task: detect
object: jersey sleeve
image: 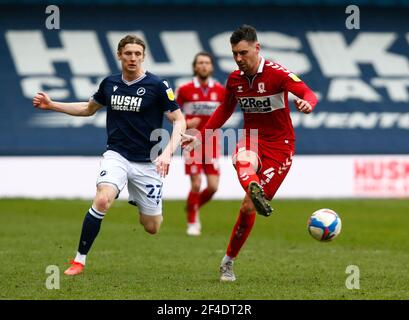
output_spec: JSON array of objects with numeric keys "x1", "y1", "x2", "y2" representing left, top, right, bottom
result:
[
  {"x1": 199, "y1": 77, "x2": 237, "y2": 139},
  {"x1": 91, "y1": 77, "x2": 108, "y2": 106},
  {"x1": 158, "y1": 79, "x2": 180, "y2": 112},
  {"x1": 278, "y1": 70, "x2": 318, "y2": 110}
]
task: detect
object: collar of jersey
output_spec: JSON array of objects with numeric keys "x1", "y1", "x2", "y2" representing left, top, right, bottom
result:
[
  {"x1": 193, "y1": 76, "x2": 214, "y2": 88},
  {"x1": 121, "y1": 72, "x2": 147, "y2": 86},
  {"x1": 239, "y1": 56, "x2": 265, "y2": 76}
]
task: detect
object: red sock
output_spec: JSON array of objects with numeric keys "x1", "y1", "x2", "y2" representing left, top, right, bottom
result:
[
  {"x1": 226, "y1": 209, "x2": 256, "y2": 258},
  {"x1": 198, "y1": 188, "x2": 215, "y2": 208},
  {"x1": 236, "y1": 160, "x2": 260, "y2": 192},
  {"x1": 187, "y1": 191, "x2": 200, "y2": 223}
]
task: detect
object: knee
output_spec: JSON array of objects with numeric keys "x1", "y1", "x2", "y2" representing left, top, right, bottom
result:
[
  {"x1": 140, "y1": 216, "x2": 162, "y2": 235},
  {"x1": 191, "y1": 184, "x2": 201, "y2": 193},
  {"x1": 234, "y1": 152, "x2": 259, "y2": 173},
  {"x1": 143, "y1": 223, "x2": 160, "y2": 235},
  {"x1": 93, "y1": 194, "x2": 112, "y2": 212}
]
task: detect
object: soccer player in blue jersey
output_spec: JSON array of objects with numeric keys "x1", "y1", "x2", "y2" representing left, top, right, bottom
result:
[{"x1": 32, "y1": 35, "x2": 186, "y2": 276}]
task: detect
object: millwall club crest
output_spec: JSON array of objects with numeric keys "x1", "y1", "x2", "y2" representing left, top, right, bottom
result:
[
  {"x1": 257, "y1": 82, "x2": 266, "y2": 94},
  {"x1": 137, "y1": 87, "x2": 146, "y2": 96}
]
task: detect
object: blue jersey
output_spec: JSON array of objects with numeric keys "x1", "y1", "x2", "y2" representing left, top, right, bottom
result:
[{"x1": 92, "y1": 72, "x2": 179, "y2": 162}]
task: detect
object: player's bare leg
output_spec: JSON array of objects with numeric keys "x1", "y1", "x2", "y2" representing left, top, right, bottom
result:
[
  {"x1": 220, "y1": 195, "x2": 256, "y2": 282},
  {"x1": 139, "y1": 213, "x2": 163, "y2": 234},
  {"x1": 187, "y1": 174, "x2": 202, "y2": 236},
  {"x1": 65, "y1": 183, "x2": 118, "y2": 276}
]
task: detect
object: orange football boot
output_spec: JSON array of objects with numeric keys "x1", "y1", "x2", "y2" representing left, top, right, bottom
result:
[{"x1": 64, "y1": 260, "x2": 85, "y2": 276}]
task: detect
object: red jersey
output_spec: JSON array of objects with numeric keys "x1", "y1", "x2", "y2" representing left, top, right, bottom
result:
[
  {"x1": 176, "y1": 77, "x2": 225, "y2": 131},
  {"x1": 201, "y1": 57, "x2": 318, "y2": 143}
]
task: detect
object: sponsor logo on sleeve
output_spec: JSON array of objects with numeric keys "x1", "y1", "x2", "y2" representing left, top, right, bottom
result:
[
  {"x1": 289, "y1": 73, "x2": 302, "y2": 82},
  {"x1": 166, "y1": 88, "x2": 175, "y2": 101}
]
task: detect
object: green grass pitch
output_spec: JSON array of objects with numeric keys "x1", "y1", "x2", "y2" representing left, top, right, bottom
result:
[{"x1": 1, "y1": 198, "x2": 409, "y2": 300}]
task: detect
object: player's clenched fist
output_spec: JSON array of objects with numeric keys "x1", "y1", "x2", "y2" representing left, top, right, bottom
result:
[
  {"x1": 33, "y1": 92, "x2": 52, "y2": 110},
  {"x1": 294, "y1": 98, "x2": 312, "y2": 114}
]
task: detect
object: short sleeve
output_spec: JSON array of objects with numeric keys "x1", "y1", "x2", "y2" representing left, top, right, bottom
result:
[
  {"x1": 158, "y1": 79, "x2": 180, "y2": 113},
  {"x1": 92, "y1": 78, "x2": 107, "y2": 106}
]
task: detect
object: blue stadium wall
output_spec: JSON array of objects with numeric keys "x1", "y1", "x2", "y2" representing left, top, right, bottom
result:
[{"x1": 1, "y1": 5, "x2": 408, "y2": 155}]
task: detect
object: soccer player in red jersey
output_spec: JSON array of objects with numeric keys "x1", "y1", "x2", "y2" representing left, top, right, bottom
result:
[
  {"x1": 176, "y1": 52, "x2": 226, "y2": 236},
  {"x1": 182, "y1": 25, "x2": 317, "y2": 281}
]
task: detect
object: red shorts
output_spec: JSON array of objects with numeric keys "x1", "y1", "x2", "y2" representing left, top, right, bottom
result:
[
  {"x1": 233, "y1": 137, "x2": 295, "y2": 200},
  {"x1": 184, "y1": 135, "x2": 220, "y2": 176},
  {"x1": 184, "y1": 157, "x2": 220, "y2": 175}
]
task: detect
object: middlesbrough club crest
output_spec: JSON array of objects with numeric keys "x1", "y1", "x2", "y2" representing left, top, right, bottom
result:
[{"x1": 257, "y1": 82, "x2": 266, "y2": 94}]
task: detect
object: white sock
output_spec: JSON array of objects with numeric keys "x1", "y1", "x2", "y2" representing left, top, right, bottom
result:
[
  {"x1": 221, "y1": 255, "x2": 234, "y2": 265},
  {"x1": 74, "y1": 252, "x2": 86, "y2": 265}
]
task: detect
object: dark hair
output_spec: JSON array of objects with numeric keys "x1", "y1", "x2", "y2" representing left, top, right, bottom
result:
[
  {"x1": 117, "y1": 35, "x2": 146, "y2": 53},
  {"x1": 192, "y1": 51, "x2": 214, "y2": 74},
  {"x1": 230, "y1": 25, "x2": 258, "y2": 45}
]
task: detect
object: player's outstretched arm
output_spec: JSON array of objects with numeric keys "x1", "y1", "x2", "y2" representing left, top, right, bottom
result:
[
  {"x1": 202, "y1": 90, "x2": 236, "y2": 131},
  {"x1": 33, "y1": 92, "x2": 102, "y2": 116},
  {"x1": 154, "y1": 109, "x2": 186, "y2": 177},
  {"x1": 165, "y1": 108, "x2": 187, "y2": 156},
  {"x1": 181, "y1": 86, "x2": 236, "y2": 152}
]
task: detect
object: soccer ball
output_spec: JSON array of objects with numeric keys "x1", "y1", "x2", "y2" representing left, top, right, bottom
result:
[{"x1": 307, "y1": 208, "x2": 342, "y2": 241}]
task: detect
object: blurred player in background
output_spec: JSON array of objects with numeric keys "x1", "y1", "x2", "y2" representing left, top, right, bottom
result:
[
  {"x1": 176, "y1": 52, "x2": 225, "y2": 236},
  {"x1": 183, "y1": 25, "x2": 317, "y2": 281},
  {"x1": 33, "y1": 35, "x2": 186, "y2": 276}
]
